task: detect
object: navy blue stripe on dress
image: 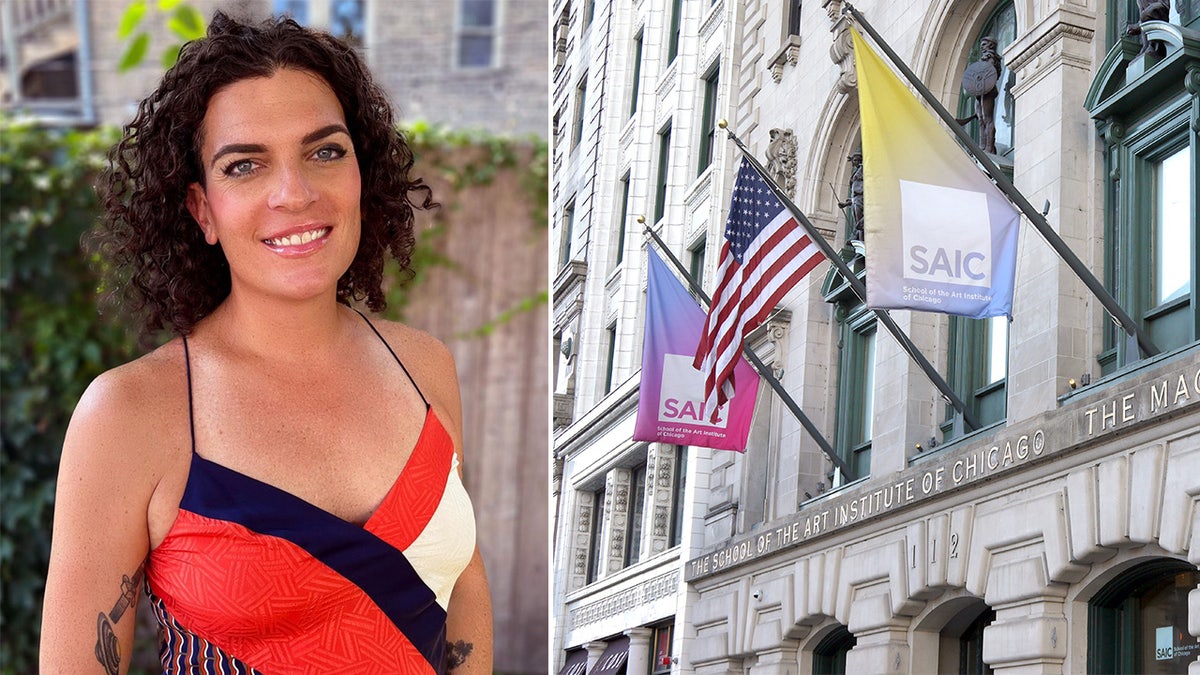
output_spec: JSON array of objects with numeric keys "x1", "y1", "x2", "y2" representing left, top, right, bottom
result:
[{"x1": 179, "y1": 453, "x2": 448, "y2": 671}]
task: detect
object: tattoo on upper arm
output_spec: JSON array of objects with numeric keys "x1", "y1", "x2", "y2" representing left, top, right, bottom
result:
[
  {"x1": 94, "y1": 562, "x2": 145, "y2": 675},
  {"x1": 445, "y1": 639, "x2": 474, "y2": 673}
]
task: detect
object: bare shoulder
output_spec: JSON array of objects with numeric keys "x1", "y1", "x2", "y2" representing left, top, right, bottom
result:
[
  {"x1": 367, "y1": 317, "x2": 463, "y2": 435},
  {"x1": 63, "y1": 340, "x2": 190, "y2": 482}
]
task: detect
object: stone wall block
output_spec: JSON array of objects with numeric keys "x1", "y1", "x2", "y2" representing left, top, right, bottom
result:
[
  {"x1": 981, "y1": 613, "x2": 1068, "y2": 669},
  {"x1": 906, "y1": 519, "x2": 931, "y2": 599},
  {"x1": 844, "y1": 626, "x2": 910, "y2": 675},
  {"x1": 1160, "y1": 433, "x2": 1200, "y2": 555},
  {"x1": 691, "y1": 578, "x2": 751, "y2": 664},
  {"x1": 1065, "y1": 464, "x2": 1115, "y2": 563},
  {"x1": 746, "y1": 575, "x2": 796, "y2": 651},
  {"x1": 1130, "y1": 443, "x2": 1167, "y2": 545},
  {"x1": 947, "y1": 505, "x2": 975, "y2": 589},
  {"x1": 838, "y1": 540, "x2": 922, "y2": 635},
  {"x1": 1097, "y1": 455, "x2": 1131, "y2": 549},
  {"x1": 967, "y1": 492, "x2": 1088, "y2": 600}
]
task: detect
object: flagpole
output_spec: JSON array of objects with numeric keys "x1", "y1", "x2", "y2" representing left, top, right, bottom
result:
[
  {"x1": 842, "y1": 2, "x2": 1159, "y2": 361},
  {"x1": 720, "y1": 123, "x2": 983, "y2": 432},
  {"x1": 642, "y1": 224, "x2": 856, "y2": 480}
]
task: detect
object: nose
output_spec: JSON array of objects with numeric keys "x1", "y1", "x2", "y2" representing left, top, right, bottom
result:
[{"x1": 267, "y1": 164, "x2": 318, "y2": 211}]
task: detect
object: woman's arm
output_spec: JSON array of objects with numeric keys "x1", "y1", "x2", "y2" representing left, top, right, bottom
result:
[
  {"x1": 445, "y1": 547, "x2": 493, "y2": 675},
  {"x1": 40, "y1": 370, "x2": 164, "y2": 674}
]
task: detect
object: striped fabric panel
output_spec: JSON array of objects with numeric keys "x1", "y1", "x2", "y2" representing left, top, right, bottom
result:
[{"x1": 148, "y1": 591, "x2": 262, "y2": 675}]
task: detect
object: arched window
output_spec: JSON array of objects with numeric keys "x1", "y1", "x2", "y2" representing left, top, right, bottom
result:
[
  {"x1": 1088, "y1": 559, "x2": 1199, "y2": 673},
  {"x1": 813, "y1": 625, "x2": 856, "y2": 675}
]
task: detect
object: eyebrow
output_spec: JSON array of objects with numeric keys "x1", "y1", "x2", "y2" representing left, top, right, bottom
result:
[{"x1": 208, "y1": 124, "x2": 352, "y2": 170}]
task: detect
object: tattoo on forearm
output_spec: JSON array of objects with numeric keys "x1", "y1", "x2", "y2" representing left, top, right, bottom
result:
[
  {"x1": 445, "y1": 639, "x2": 474, "y2": 673},
  {"x1": 94, "y1": 562, "x2": 145, "y2": 675}
]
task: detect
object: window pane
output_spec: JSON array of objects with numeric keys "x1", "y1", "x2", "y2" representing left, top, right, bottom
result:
[
  {"x1": 458, "y1": 35, "x2": 494, "y2": 68},
  {"x1": 860, "y1": 330, "x2": 876, "y2": 443},
  {"x1": 1156, "y1": 147, "x2": 1191, "y2": 304},
  {"x1": 274, "y1": 0, "x2": 307, "y2": 22},
  {"x1": 626, "y1": 464, "x2": 646, "y2": 565},
  {"x1": 331, "y1": 0, "x2": 364, "y2": 45},
  {"x1": 461, "y1": 0, "x2": 494, "y2": 27},
  {"x1": 986, "y1": 315, "x2": 1008, "y2": 384}
]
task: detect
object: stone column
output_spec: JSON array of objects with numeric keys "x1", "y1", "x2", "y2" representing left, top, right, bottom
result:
[
  {"x1": 982, "y1": 597, "x2": 1068, "y2": 674},
  {"x1": 845, "y1": 625, "x2": 910, "y2": 674},
  {"x1": 749, "y1": 642, "x2": 799, "y2": 675},
  {"x1": 644, "y1": 444, "x2": 677, "y2": 558},
  {"x1": 1003, "y1": 5, "x2": 1099, "y2": 424},
  {"x1": 599, "y1": 467, "x2": 632, "y2": 577},
  {"x1": 567, "y1": 490, "x2": 595, "y2": 592},
  {"x1": 626, "y1": 627, "x2": 654, "y2": 675},
  {"x1": 585, "y1": 641, "x2": 608, "y2": 671}
]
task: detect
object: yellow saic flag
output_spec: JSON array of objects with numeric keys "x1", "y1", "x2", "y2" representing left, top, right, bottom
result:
[{"x1": 851, "y1": 28, "x2": 1020, "y2": 319}]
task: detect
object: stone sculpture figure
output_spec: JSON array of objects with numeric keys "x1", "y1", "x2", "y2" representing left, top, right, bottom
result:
[
  {"x1": 765, "y1": 128, "x2": 798, "y2": 198},
  {"x1": 1127, "y1": 0, "x2": 1171, "y2": 60},
  {"x1": 838, "y1": 152, "x2": 865, "y2": 243},
  {"x1": 961, "y1": 36, "x2": 1003, "y2": 154}
]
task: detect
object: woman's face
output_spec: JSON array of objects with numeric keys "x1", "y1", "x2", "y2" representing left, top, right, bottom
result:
[{"x1": 187, "y1": 68, "x2": 362, "y2": 306}]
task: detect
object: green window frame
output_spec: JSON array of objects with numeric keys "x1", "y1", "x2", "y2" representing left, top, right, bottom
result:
[
  {"x1": 688, "y1": 238, "x2": 706, "y2": 288},
  {"x1": 834, "y1": 306, "x2": 875, "y2": 480},
  {"x1": 630, "y1": 31, "x2": 644, "y2": 118},
  {"x1": 1088, "y1": 24, "x2": 1199, "y2": 373},
  {"x1": 614, "y1": 173, "x2": 630, "y2": 268},
  {"x1": 624, "y1": 462, "x2": 647, "y2": 566},
  {"x1": 697, "y1": 65, "x2": 720, "y2": 175},
  {"x1": 667, "y1": 0, "x2": 683, "y2": 63},
  {"x1": 654, "y1": 122, "x2": 673, "y2": 224},
  {"x1": 813, "y1": 626, "x2": 856, "y2": 675},
  {"x1": 559, "y1": 201, "x2": 575, "y2": 268},
  {"x1": 585, "y1": 486, "x2": 605, "y2": 583},
  {"x1": 604, "y1": 322, "x2": 618, "y2": 393},
  {"x1": 1088, "y1": 559, "x2": 1199, "y2": 673},
  {"x1": 668, "y1": 447, "x2": 687, "y2": 547},
  {"x1": 572, "y1": 77, "x2": 588, "y2": 150},
  {"x1": 942, "y1": 315, "x2": 1008, "y2": 441}
]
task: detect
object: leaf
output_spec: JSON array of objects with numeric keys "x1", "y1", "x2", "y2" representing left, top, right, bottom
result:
[
  {"x1": 117, "y1": 32, "x2": 150, "y2": 72},
  {"x1": 167, "y1": 5, "x2": 207, "y2": 41},
  {"x1": 117, "y1": 0, "x2": 146, "y2": 39},
  {"x1": 161, "y1": 44, "x2": 181, "y2": 69}
]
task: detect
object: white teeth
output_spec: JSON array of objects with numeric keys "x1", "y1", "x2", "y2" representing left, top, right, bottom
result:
[{"x1": 266, "y1": 227, "x2": 328, "y2": 247}]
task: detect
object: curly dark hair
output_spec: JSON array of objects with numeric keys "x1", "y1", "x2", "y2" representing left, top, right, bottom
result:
[{"x1": 94, "y1": 11, "x2": 433, "y2": 338}]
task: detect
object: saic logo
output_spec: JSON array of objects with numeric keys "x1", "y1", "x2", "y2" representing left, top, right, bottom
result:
[
  {"x1": 899, "y1": 180, "x2": 992, "y2": 288},
  {"x1": 659, "y1": 354, "x2": 729, "y2": 429}
]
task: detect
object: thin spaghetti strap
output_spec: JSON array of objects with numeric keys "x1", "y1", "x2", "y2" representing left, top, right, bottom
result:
[
  {"x1": 181, "y1": 336, "x2": 197, "y2": 455},
  {"x1": 353, "y1": 309, "x2": 430, "y2": 408}
]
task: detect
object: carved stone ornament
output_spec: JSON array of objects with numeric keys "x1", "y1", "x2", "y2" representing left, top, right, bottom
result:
[
  {"x1": 765, "y1": 128, "x2": 799, "y2": 199},
  {"x1": 824, "y1": 0, "x2": 857, "y2": 94}
]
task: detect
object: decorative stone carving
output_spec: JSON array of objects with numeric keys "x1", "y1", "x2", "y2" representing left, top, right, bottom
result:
[
  {"x1": 569, "y1": 490, "x2": 595, "y2": 591},
  {"x1": 601, "y1": 468, "x2": 632, "y2": 575},
  {"x1": 823, "y1": 0, "x2": 857, "y2": 94},
  {"x1": 764, "y1": 128, "x2": 798, "y2": 199},
  {"x1": 646, "y1": 444, "x2": 677, "y2": 554},
  {"x1": 768, "y1": 36, "x2": 802, "y2": 84}
]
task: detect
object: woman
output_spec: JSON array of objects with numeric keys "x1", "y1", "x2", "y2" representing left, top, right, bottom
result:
[{"x1": 40, "y1": 12, "x2": 492, "y2": 674}]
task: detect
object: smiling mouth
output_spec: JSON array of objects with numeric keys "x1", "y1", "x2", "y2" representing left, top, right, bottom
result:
[{"x1": 263, "y1": 227, "x2": 331, "y2": 247}]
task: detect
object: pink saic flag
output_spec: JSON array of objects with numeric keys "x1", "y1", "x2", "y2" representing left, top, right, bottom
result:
[
  {"x1": 693, "y1": 158, "x2": 825, "y2": 420},
  {"x1": 633, "y1": 248, "x2": 758, "y2": 452}
]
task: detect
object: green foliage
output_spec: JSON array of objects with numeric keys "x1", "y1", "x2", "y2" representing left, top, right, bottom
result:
[
  {"x1": 0, "y1": 120, "x2": 137, "y2": 673},
  {"x1": 116, "y1": 0, "x2": 206, "y2": 71},
  {"x1": 0, "y1": 118, "x2": 546, "y2": 673}
]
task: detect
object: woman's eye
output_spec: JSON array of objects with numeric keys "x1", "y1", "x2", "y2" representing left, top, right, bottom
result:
[
  {"x1": 314, "y1": 145, "x2": 347, "y2": 161},
  {"x1": 223, "y1": 159, "x2": 257, "y2": 177}
]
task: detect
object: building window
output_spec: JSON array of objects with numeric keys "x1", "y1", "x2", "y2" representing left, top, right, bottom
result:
[
  {"x1": 813, "y1": 626, "x2": 856, "y2": 675},
  {"x1": 629, "y1": 31, "x2": 644, "y2": 118},
  {"x1": 688, "y1": 239, "x2": 706, "y2": 288},
  {"x1": 274, "y1": 0, "x2": 309, "y2": 22},
  {"x1": 457, "y1": 0, "x2": 496, "y2": 68},
  {"x1": 1107, "y1": 0, "x2": 1193, "y2": 47},
  {"x1": 585, "y1": 486, "x2": 605, "y2": 584},
  {"x1": 624, "y1": 463, "x2": 647, "y2": 566},
  {"x1": 787, "y1": 0, "x2": 803, "y2": 36},
  {"x1": 697, "y1": 65, "x2": 720, "y2": 175},
  {"x1": 957, "y1": 2, "x2": 1016, "y2": 159},
  {"x1": 650, "y1": 622, "x2": 674, "y2": 675},
  {"x1": 654, "y1": 122, "x2": 673, "y2": 224},
  {"x1": 559, "y1": 201, "x2": 575, "y2": 268},
  {"x1": 666, "y1": 0, "x2": 683, "y2": 63},
  {"x1": 583, "y1": 0, "x2": 595, "y2": 29},
  {"x1": 1090, "y1": 38, "x2": 1197, "y2": 372},
  {"x1": 668, "y1": 447, "x2": 687, "y2": 547},
  {"x1": 942, "y1": 315, "x2": 1008, "y2": 441},
  {"x1": 614, "y1": 173, "x2": 631, "y2": 268},
  {"x1": 330, "y1": 0, "x2": 364, "y2": 46},
  {"x1": 572, "y1": 76, "x2": 588, "y2": 149},
  {"x1": 834, "y1": 307, "x2": 875, "y2": 481},
  {"x1": 554, "y1": 3, "x2": 571, "y2": 70},
  {"x1": 604, "y1": 322, "x2": 618, "y2": 394},
  {"x1": 1088, "y1": 559, "x2": 1199, "y2": 673}
]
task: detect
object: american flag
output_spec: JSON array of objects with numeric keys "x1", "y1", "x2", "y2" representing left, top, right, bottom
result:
[{"x1": 693, "y1": 157, "x2": 826, "y2": 419}]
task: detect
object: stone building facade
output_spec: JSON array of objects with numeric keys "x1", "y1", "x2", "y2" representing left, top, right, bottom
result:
[
  {"x1": 552, "y1": 0, "x2": 1199, "y2": 674},
  {"x1": 2, "y1": 0, "x2": 547, "y2": 136}
]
